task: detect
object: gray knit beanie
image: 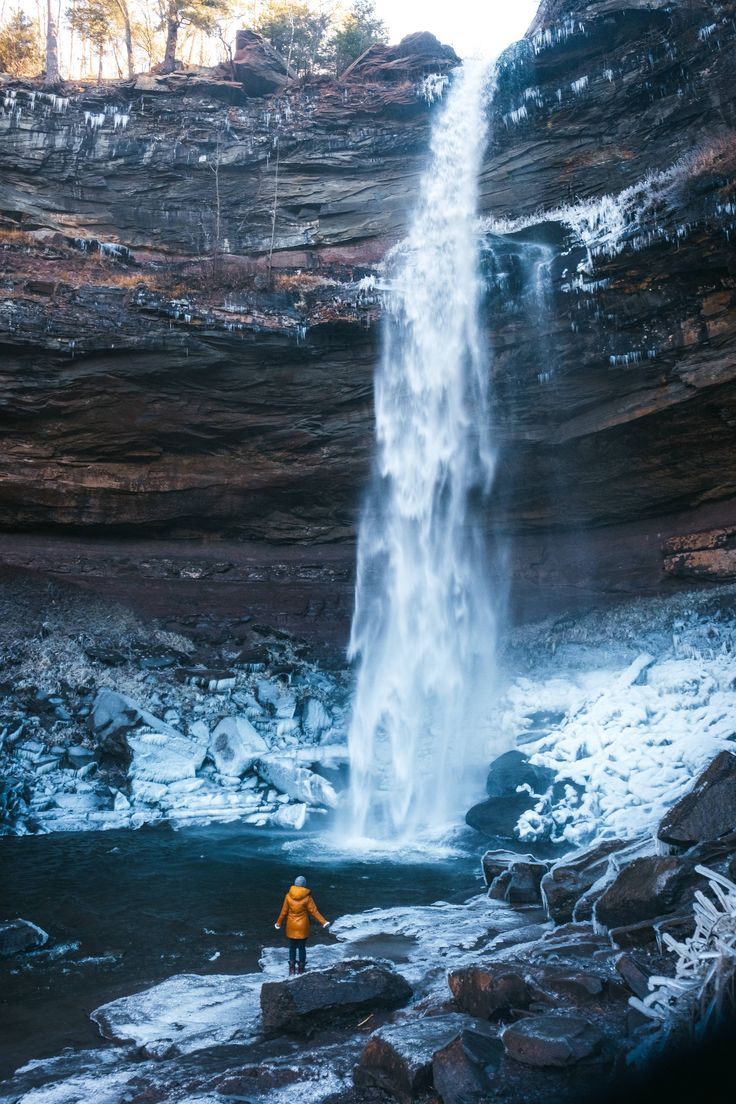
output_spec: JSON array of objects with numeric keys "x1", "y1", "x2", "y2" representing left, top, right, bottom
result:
[{"x1": 294, "y1": 875, "x2": 307, "y2": 887}]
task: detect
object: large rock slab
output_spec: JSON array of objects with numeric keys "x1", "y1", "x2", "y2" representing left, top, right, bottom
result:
[
  {"x1": 209, "y1": 715, "x2": 268, "y2": 777},
  {"x1": 658, "y1": 751, "x2": 736, "y2": 847},
  {"x1": 502, "y1": 1014, "x2": 603, "y2": 1068},
  {"x1": 448, "y1": 965, "x2": 532, "y2": 1018},
  {"x1": 260, "y1": 958, "x2": 411, "y2": 1034},
  {"x1": 541, "y1": 839, "x2": 627, "y2": 924},
  {"x1": 355, "y1": 1014, "x2": 482, "y2": 1103},
  {"x1": 485, "y1": 750, "x2": 555, "y2": 799},
  {"x1": 594, "y1": 856, "x2": 703, "y2": 930},
  {"x1": 91, "y1": 972, "x2": 262, "y2": 1057},
  {"x1": 489, "y1": 860, "x2": 548, "y2": 905},
  {"x1": 0, "y1": 918, "x2": 49, "y2": 957}
]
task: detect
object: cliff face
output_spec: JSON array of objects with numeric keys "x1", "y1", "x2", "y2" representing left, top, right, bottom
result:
[{"x1": 0, "y1": 5, "x2": 735, "y2": 638}]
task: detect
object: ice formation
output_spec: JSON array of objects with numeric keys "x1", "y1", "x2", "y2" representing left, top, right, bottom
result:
[
  {"x1": 347, "y1": 60, "x2": 498, "y2": 841},
  {"x1": 494, "y1": 590, "x2": 736, "y2": 847},
  {"x1": 630, "y1": 866, "x2": 736, "y2": 1052}
]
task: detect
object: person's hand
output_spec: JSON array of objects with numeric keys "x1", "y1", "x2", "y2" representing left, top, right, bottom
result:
[{"x1": 274, "y1": 924, "x2": 281, "y2": 930}]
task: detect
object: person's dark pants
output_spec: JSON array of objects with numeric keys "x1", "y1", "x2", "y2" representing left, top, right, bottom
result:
[{"x1": 288, "y1": 938, "x2": 307, "y2": 965}]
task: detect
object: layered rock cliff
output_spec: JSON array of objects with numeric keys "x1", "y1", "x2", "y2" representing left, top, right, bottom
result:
[{"x1": 0, "y1": 3, "x2": 735, "y2": 638}]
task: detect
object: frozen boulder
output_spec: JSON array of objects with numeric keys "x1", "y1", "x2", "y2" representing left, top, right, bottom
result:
[
  {"x1": 502, "y1": 1014, "x2": 603, "y2": 1068},
  {"x1": 89, "y1": 688, "x2": 202, "y2": 775},
  {"x1": 355, "y1": 1014, "x2": 484, "y2": 1101},
  {"x1": 488, "y1": 860, "x2": 548, "y2": 905},
  {"x1": 594, "y1": 856, "x2": 703, "y2": 930},
  {"x1": 256, "y1": 757, "x2": 339, "y2": 808},
  {"x1": 209, "y1": 716, "x2": 268, "y2": 777},
  {"x1": 432, "y1": 1022, "x2": 504, "y2": 1104},
  {"x1": 271, "y1": 802, "x2": 308, "y2": 830},
  {"x1": 301, "y1": 699, "x2": 332, "y2": 740},
  {"x1": 260, "y1": 958, "x2": 411, "y2": 1033},
  {"x1": 541, "y1": 839, "x2": 627, "y2": 924},
  {"x1": 0, "y1": 918, "x2": 48, "y2": 958},
  {"x1": 658, "y1": 750, "x2": 736, "y2": 847},
  {"x1": 127, "y1": 727, "x2": 207, "y2": 785}
]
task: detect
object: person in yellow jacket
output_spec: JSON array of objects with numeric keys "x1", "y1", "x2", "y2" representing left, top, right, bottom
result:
[{"x1": 274, "y1": 875, "x2": 330, "y2": 975}]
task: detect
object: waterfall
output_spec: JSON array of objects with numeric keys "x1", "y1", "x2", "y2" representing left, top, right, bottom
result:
[{"x1": 347, "y1": 60, "x2": 497, "y2": 842}]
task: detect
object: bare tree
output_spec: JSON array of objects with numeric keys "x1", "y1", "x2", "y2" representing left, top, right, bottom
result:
[{"x1": 45, "y1": 0, "x2": 61, "y2": 82}]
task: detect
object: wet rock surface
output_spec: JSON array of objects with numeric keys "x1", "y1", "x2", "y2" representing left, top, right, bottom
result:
[
  {"x1": 658, "y1": 750, "x2": 736, "y2": 847},
  {"x1": 261, "y1": 959, "x2": 412, "y2": 1034},
  {"x1": 354, "y1": 1015, "x2": 482, "y2": 1102},
  {"x1": 541, "y1": 840, "x2": 628, "y2": 923},
  {"x1": 502, "y1": 1014, "x2": 604, "y2": 1068},
  {"x1": 594, "y1": 856, "x2": 705, "y2": 930}
]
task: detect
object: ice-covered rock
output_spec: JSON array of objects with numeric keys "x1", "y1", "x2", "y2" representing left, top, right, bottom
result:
[
  {"x1": 256, "y1": 680, "x2": 297, "y2": 719},
  {"x1": 355, "y1": 1015, "x2": 483, "y2": 1100},
  {"x1": 127, "y1": 727, "x2": 206, "y2": 785},
  {"x1": 256, "y1": 757, "x2": 339, "y2": 808},
  {"x1": 541, "y1": 839, "x2": 628, "y2": 924},
  {"x1": 0, "y1": 918, "x2": 48, "y2": 957},
  {"x1": 90, "y1": 689, "x2": 179, "y2": 760},
  {"x1": 91, "y1": 972, "x2": 263, "y2": 1057},
  {"x1": 209, "y1": 716, "x2": 268, "y2": 777},
  {"x1": 301, "y1": 698, "x2": 332, "y2": 740},
  {"x1": 272, "y1": 802, "x2": 308, "y2": 830}
]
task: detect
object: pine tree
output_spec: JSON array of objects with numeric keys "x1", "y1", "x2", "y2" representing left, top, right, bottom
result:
[
  {"x1": 0, "y1": 10, "x2": 42, "y2": 77},
  {"x1": 253, "y1": 0, "x2": 331, "y2": 76},
  {"x1": 328, "y1": 0, "x2": 387, "y2": 76},
  {"x1": 160, "y1": 0, "x2": 229, "y2": 73}
]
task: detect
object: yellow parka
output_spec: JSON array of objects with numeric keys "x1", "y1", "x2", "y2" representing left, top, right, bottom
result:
[{"x1": 275, "y1": 884, "x2": 327, "y2": 939}]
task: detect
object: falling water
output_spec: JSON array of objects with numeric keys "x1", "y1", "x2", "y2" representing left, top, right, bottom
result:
[{"x1": 347, "y1": 60, "x2": 497, "y2": 842}]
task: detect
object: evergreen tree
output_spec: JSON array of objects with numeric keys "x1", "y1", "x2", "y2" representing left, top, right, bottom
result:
[
  {"x1": 67, "y1": 0, "x2": 120, "y2": 81},
  {"x1": 160, "y1": 0, "x2": 229, "y2": 73},
  {"x1": 328, "y1": 0, "x2": 386, "y2": 76},
  {"x1": 0, "y1": 10, "x2": 42, "y2": 77},
  {"x1": 253, "y1": 0, "x2": 331, "y2": 76}
]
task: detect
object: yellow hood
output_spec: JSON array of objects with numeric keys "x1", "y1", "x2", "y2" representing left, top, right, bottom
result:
[{"x1": 288, "y1": 885, "x2": 310, "y2": 901}]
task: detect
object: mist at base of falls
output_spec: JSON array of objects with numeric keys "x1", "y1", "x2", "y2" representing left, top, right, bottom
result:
[{"x1": 346, "y1": 60, "x2": 499, "y2": 843}]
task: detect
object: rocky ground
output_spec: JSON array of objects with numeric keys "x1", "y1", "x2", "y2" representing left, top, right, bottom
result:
[{"x1": 0, "y1": 571, "x2": 350, "y2": 837}]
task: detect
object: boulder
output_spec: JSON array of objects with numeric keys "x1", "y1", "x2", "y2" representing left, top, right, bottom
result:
[
  {"x1": 231, "y1": 29, "x2": 294, "y2": 96},
  {"x1": 342, "y1": 31, "x2": 459, "y2": 84},
  {"x1": 432, "y1": 1022, "x2": 504, "y2": 1104},
  {"x1": 0, "y1": 918, "x2": 49, "y2": 957},
  {"x1": 594, "y1": 856, "x2": 703, "y2": 930},
  {"x1": 301, "y1": 698, "x2": 331, "y2": 739},
  {"x1": 0, "y1": 776, "x2": 29, "y2": 826},
  {"x1": 658, "y1": 751, "x2": 736, "y2": 847},
  {"x1": 489, "y1": 860, "x2": 548, "y2": 905},
  {"x1": 486, "y1": 750, "x2": 555, "y2": 799},
  {"x1": 482, "y1": 848, "x2": 540, "y2": 885},
  {"x1": 355, "y1": 1014, "x2": 482, "y2": 1103},
  {"x1": 541, "y1": 839, "x2": 627, "y2": 923},
  {"x1": 271, "y1": 802, "x2": 308, "y2": 830},
  {"x1": 502, "y1": 1014, "x2": 603, "y2": 1068},
  {"x1": 255, "y1": 757, "x2": 338, "y2": 808},
  {"x1": 466, "y1": 793, "x2": 538, "y2": 839},
  {"x1": 209, "y1": 716, "x2": 268, "y2": 777},
  {"x1": 448, "y1": 965, "x2": 532, "y2": 1018},
  {"x1": 89, "y1": 689, "x2": 204, "y2": 780},
  {"x1": 260, "y1": 959, "x2": 411, "y2": 1034}
]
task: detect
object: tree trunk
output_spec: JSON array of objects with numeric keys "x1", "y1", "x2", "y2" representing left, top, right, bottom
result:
[
  {"x1": 97, "y1": 47, "x2": 103, "y2": 84},
  {"x1": 162, "y1": 0, "x2": 179, "y2": 73},
  {"x1": 45, "y1": 0, "x2": 60, "y2": 84},
  {"x1": 112, "y1": 0, "x2": 135, "y2": 79}
]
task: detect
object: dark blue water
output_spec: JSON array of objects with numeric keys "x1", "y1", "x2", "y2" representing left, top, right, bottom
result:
[{"x1": 0, "y1": 823, "x2": 482, "y2": 1078}]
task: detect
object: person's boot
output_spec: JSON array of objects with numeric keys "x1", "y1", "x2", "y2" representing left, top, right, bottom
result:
[
  {"x1": 288, "y1": 961, "x2": 296, "y2": 976},
  {"x1": 297, "y1": 961, "x2": 305, "y2": 974}
]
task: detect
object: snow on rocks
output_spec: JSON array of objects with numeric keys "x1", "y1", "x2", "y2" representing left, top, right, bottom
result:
[
  {"x1": 491, "y1": 589, "x2": 736, "y2": 848},
  {"x1": 208, "y1": 715, "x2": 268, "y2": 776}
]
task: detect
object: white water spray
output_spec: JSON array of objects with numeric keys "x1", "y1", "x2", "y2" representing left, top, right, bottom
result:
[{"x1": 347, "y1": 60, "x2": 497, "y2": 842}]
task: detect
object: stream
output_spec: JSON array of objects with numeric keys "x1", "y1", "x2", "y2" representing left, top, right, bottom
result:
[{"x1": 0, "y1": 823, "x2": 482, "y2": 1080}]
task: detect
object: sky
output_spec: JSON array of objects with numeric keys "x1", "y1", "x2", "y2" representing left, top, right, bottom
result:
[{"x1": 372, "y1": 0, "x2": 541, "y2": 59}]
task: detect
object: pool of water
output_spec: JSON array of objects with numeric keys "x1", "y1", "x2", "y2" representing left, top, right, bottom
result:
[{"x1": 0, "y1": 823, "x2": 483, "y2": 1079}]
